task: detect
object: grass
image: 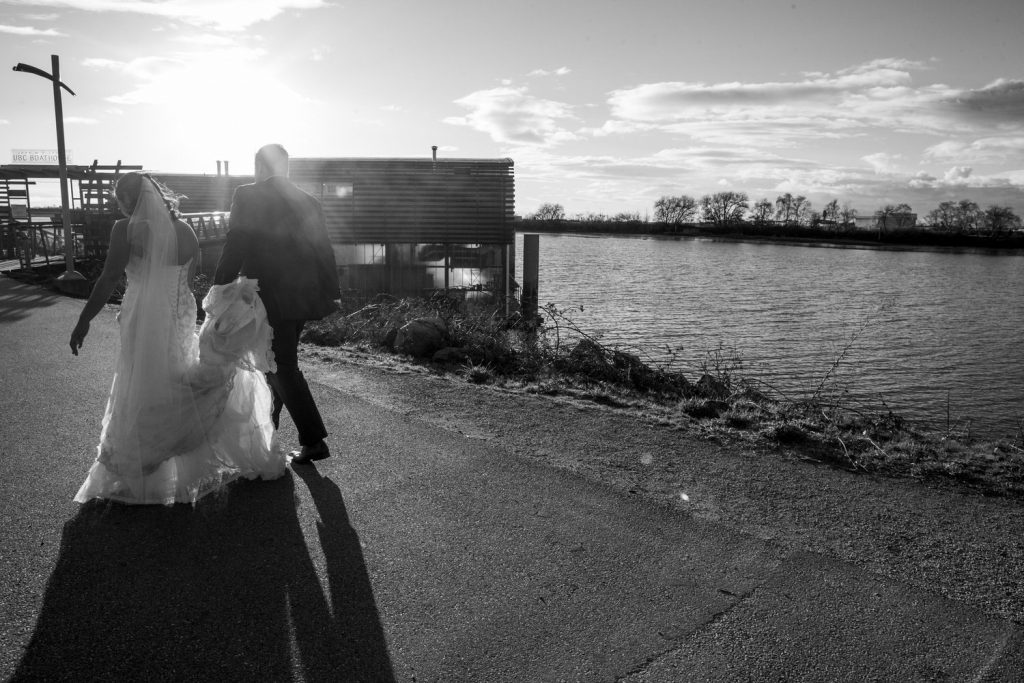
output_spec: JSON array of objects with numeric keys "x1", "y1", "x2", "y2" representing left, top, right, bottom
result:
[{"x1": 303, "y1": 293, "x2": 1024, "y2": 499}]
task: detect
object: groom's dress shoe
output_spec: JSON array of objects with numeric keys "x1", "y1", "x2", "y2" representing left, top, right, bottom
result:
[{"x1": 289, "y1": 441, "x2": 331, "y2": 464}]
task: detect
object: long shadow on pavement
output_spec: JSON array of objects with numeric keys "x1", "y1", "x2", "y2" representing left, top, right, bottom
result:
[
  {"x1": 0, "y1": 276, "x2": 62, "y2": 323},
  {"x1": 292, "y1": 465, "x2": 395, "y2": 681},
  {"x1": 12, "y1": 473, "x2": 395, "y2": 682}
]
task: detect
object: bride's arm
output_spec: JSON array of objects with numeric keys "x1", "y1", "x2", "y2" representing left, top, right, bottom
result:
[{"x1": 69, "y1": 220, "x2": 130, "y2": 355}]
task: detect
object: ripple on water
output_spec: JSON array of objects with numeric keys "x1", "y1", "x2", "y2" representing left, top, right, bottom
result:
[{"x1": 517, "y1": 233, "x2": 1024, "y2": 438}]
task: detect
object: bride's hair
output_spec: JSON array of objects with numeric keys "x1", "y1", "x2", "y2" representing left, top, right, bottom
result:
[{"x1": 115, "y1": 172, "x2": 185, "y2": 218}]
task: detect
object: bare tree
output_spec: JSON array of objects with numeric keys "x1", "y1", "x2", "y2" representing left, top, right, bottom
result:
[
  {"x1": 653, "y1": 195, "x2": 698, "y2": 224},
  {"x1": 750, "y1": 198, "x2": 773, "y2": 226},
  {"x1": 873, "y1": 203, "x2": 914, "y2": 237},
  {"x1": 894, "y1": 203, "x2": 915, "y2": 229},
  {"x1": 839, "y1": 203, "x2": 857, "y2": 228},
  {"x1": 531, "y1": 203, "x2": 565, "y2": 221},
  {"x1": 927, "y1": 201, "x2": 959, "y2": 231},
  {"x1": 874, "y1": 204, "x2": 896, "y2": 237},
  {"x1": 612, "y1": 211, "x2": 644, "y2": 223},
  {"x1": 983, "y1": 205, "x2": 1022, "y2": 236},
  {"x1": 774, "y1": 193, "x2": 810, "y2": 225},
  {"x1": 792, "y1": 195, "x2": 812, "y2": 225},
  {"x1": 821, "y1": 199, "x2": 840, "y2": 227},
  {"x1": 700, "y1": 191, "x2": 749, "y2": 226},
  {"x1": 774, "y1": 193, "x2": 796, "y2": 224},
  {"x1": 956, "y1": 199, "x2": 981, "y2": 234}
]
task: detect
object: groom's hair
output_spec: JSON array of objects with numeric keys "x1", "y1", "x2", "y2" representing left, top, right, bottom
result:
[{"x1": 256, "y1": 144, "x2": 289, "y2": 177}]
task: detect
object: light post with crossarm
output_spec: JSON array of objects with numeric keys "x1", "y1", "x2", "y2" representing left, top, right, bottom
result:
[{"x1": 13, "y1": 54, "x2": 84, "y2": 282}]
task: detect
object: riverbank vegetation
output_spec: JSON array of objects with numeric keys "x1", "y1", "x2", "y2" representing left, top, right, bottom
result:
[
  {"x1": 303, "y1": 293, "x2": 1024, "y2": 500},
  {"x1": 524, "y1": 194, "x2": 1024, "y2": 250}
]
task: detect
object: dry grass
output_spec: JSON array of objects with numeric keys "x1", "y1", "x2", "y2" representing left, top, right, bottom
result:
[{"x1": 301, "y1": 295, "x2": 1024, "y2": 499}]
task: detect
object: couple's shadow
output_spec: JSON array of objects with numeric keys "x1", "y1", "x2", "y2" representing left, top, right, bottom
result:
[{"x1": 14, "y1": 468, "x2": 395, "y2": 682}]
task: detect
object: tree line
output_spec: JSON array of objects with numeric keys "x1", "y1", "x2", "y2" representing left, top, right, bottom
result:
[{"x1": 528, "y1": 193, "x2": 1023, "y2": 237}]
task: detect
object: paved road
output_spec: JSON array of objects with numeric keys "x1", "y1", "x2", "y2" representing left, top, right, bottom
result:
[{"x1": 1, "y1": 273, "x2": 1021, "y2": 682}]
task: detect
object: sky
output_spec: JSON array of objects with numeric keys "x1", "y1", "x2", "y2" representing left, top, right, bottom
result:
[{"x1": 2, "y1": 0, "x2": 1024, "y2": 219}]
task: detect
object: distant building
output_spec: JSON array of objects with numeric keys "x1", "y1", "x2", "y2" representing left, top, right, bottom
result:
[{"x1": 853, "y1": 213, "x2": 917, "y2": 231}]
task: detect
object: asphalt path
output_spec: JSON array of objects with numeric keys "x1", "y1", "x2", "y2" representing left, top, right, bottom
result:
[{"x1": 1, "y1": 273, "x2": 1022, "y2": 682}]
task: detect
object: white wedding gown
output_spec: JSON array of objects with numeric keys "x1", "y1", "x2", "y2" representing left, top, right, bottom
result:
[{"x1": 75, "y1": 257, "x2": 285, "y2": 505}]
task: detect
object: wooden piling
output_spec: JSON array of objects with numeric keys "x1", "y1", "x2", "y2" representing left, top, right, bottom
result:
[{"x1": 522, "y1": 233, "x2": 539, "y2": 320}]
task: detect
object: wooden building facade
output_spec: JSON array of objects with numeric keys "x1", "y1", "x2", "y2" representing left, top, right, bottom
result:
[
  {"x1": 174, "y1": 157, "x2": 516, "y2": 299},
  {"x1": 3, "y1": 157, "x2": 516, "y2": 302},
  {"x1": 287, "y1": 157, "x2": 516, "y2": 300}
]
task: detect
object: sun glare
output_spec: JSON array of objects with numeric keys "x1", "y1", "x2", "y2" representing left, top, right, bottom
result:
[{"x1": 102, "y1": 48, "x2": 319, "y2": 171}]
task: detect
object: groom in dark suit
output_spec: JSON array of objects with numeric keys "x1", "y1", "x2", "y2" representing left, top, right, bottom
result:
[{"x1": 214, "y1": 144, "x2": 340, "y2": 464}]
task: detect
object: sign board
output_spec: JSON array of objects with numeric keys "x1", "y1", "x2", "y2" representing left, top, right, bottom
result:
[{"x1": 11, "y1": 149, "x2": 74, "y2": 164}]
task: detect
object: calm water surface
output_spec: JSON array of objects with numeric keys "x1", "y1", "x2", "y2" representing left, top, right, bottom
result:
[{"x1": 515, "y1": 233, "x2": 1024, "y2": 438}]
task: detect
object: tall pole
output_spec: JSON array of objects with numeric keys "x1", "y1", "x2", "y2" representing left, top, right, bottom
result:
[
  {"x1": 51, "y1": 55, "x2": 81, "y2": 281},
  {"x1": 12, "y1": 56, "x2": 82, "y2": 283}
]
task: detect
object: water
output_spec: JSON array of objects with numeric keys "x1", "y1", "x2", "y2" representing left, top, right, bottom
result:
[{"x1": 515, "y1": 233, "x2": 1024, "y2": 439}]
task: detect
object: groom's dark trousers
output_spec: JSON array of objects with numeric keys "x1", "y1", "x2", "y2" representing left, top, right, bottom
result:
[
  {"x1": 267, "y1": 319, "x2": 327, "y2": 443},
  {"x1": 213, "y1": 175, "x2": 340, "y2": 447}
]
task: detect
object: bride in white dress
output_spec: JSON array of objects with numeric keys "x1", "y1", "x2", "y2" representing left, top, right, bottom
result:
[{"x1": 69, "y1": 172, "x2": 285, "y2": 505}]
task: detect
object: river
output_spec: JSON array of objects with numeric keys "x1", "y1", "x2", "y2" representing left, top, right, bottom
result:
[{"x1": 514, "y1": 233, "x2": 1024, "y2": 439}]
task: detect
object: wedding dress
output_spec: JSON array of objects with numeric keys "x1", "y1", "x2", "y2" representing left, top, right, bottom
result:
[{"x1": 75, "y1": 180, "x2": 285, "y2": 505}]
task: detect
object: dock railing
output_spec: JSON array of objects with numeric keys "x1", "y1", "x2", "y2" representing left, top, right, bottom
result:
[
  {"x1": 2, "y1": 219, "x2": 74, "y2": 269},
  {"x1": 181, "y1": 212, "x2": 229, "y2": 243}
]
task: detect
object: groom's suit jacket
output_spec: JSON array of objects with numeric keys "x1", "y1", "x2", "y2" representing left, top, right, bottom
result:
[{"x1": 214, "y1": 176, "x2": 340, "y2": 324}]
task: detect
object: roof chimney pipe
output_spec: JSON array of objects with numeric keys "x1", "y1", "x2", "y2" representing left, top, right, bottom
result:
[
  {"x1": 432, "y1": 145, "x2": 437, "y2": 162},
  {"x1": 216, "y1": 160, "x2": 222, "y2": 176},
  {"x1": 224, "y1": 160, "x2": 229, "y2": 176}
]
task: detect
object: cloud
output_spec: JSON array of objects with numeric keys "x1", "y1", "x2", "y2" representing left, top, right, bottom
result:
[
  {"x1": 512, "y1": 147, "x2": 835, "y2": 202},
  {"x1": 528, "y1": 67, "x2": 572, "y2": 77},
  {"x1": 944, "y1": 166, "x2": 973, "y2": 182},
  {"x1": 83, "y1": 55, "x2": 188, "y2": 88},
  {"x1": 310, "y1": 46, "x2": 332, "y2": 61},
  {"x1": 0, "y1": 23, "x2": 65, "y2": 36},
  {"x1": 607, "y1": 59, "x2": 916, "y2": 120},
  {"x1": 603, "y1": 58, "x2": 1024, "y2": 147},
  {"x1": 862, "y1": 152, "x2": 904, "y2": 173},
  {"x1": 924, "y1": 136, "x2": 1024, "y2": 163},
  {"x1": 906, "y1": 165, "x2": 1019, "y2": 189},
  {"x1": 938, "y1": 78, "x2": 1024, "y2": 123},
  {"x1": 2, "y1": 0, "x2": 329, "y2": 31},
  {"x1": 172, "y1": 33, "x2": 240, "y2": 47},
  {"x1": 586, "y1": 119, "x2": 659, "y2": 137},
  {"x1": 83, "y1": 47, "x2": 311, "y2": 109},
  {"x1": 444, "y1": 86, "x2": 577, "y2": 146},
  {"x1": 64, "y1": 116, "x2": 98, "y2": 124}
]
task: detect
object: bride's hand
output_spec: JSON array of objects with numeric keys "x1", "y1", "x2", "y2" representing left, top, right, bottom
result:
[{"x1": 70, "y1": 321, "x2": 89, "y2": 355}]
